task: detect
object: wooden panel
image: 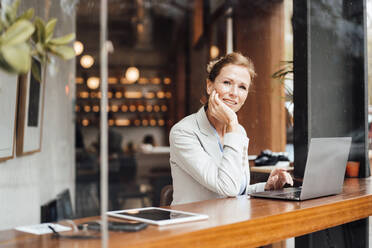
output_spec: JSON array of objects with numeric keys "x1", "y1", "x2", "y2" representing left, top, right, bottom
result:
[
  {"x1": 235, "y1": 2, "x2": 286, "y2": 155},
  {"x1": 0, "y1": 178, "x2": 371, "y2": 248}
]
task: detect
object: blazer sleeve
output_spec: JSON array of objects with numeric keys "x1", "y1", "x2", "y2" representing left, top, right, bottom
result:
[{"x1": 170, "y1": 126, "x2": 247, "y2": 197}]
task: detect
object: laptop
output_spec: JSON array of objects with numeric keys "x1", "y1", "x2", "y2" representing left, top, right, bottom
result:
[{"x1": 250, "y1": 137, "x2": 352, "y2": 201}]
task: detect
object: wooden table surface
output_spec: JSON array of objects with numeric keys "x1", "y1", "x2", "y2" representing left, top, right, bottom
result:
[{"x1": 1, "y1": 178, "x2": 372, "y2": 248}]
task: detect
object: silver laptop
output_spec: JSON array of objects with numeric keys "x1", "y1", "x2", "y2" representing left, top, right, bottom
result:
[{"x1": 250, "y1": 137, "x2": 352, "y2": 201}]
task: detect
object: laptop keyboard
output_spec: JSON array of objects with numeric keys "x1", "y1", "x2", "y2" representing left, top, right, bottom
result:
[{"x1": 276, "y1": 190, "x2": 301, "y2": 199}]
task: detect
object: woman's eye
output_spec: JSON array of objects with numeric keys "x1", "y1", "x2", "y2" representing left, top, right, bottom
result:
[
  {"x1": 223, "y1": 81, "x2": 230, "y2": 85},
  {"x1": 239, "y1": 85, "x2": 247, "y2": 90}
]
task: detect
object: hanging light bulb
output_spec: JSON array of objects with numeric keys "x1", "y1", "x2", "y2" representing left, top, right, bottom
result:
[
  {"x1": 74, "y1": 41, "x2": 84, "y2": 56},
  {"x1": 87, "y1": 77, "x2": 100, "y2": 89},
  {"x1": 125, "y1": 66, "x2": 140, "y2": 83},
  {"x1": 80, "y1": 55, "x2": 94, "y2": 68},
  {"x1": 210, "y1": 45, "x2": 220, "y2": 59}
]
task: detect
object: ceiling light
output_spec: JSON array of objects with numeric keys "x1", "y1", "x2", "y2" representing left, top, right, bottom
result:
[
  {"x1": 210, "y1": 45, "x2": 220, "y2": 59},
  {"x1": 87, "y1": 77, "x2": 100, "y2": 89},
  {"x1": 125, "y1": 67, "x2": 140, "y2": 83},
  {"x1": 74, "y1": 41, "x2": 84, "y2": 56},
  {"x1": 80, "y1": 55, "x2": 94, "y2": 68},
  {"x1": 105, "y1": 40, "x2": 114, "y2": 53}
]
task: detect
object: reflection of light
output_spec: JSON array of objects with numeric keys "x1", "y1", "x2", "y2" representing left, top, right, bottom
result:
[
  {"x1": 82, "y1": 119, "x2": 89, "y2": 126},
  {"x1": 98, "y1": 92, "x2": 101, "y2": 99},
  {"x1": 76, "y1": 77, "x2": 84, "y2": 84},
  {"x1": 127, "y1": 210, "x2": 140, "y2": 214},
  {"x1": 108, "y1": 77, "x2": 118, "y2": 84},
  {"x1": 150, "y1": 119, "x2": 156, "y2": 126},
  {"x1": 165, "y1": 92, "x2": 172, "y2": 98},
  {"x1": 163, "y1": 77, "x2": 171, "y2": 84},
  {"x1": 142, "y1": 119, "x2": 149, "y2": 126},
  {"x1": 111, "y1": 105, "x2": 119, "y2": 112},
  {"x1": 93, "y1": 105, "x2": 99, "y2": 112},
  {"x1": 137, "y1": 23, "x2": 144, "y2": 33},
  {"x1": 146, "y1": 105, "x2": 153, "y2": 112},
  {"x1": 108, "y1": 119, "x2": 114, "y2": 126},
  {"x1": 158, "y1": 119, "x2": 165, "y2": 126},
  {"x1": 90, "y1": 92, "x2": 97, "y2": 98},
  {"x1": 134, "y1": 119, "x2": 141, "y2": 126},
  {"x1": 121, "y1": 105, "x2": 128, "y2": 112},
  {"x1": 120, "y1": 77, "x2": 130, "y2": 84},
  {"x1": 125, "y1": 91, "x2": 142, "y2": 99},
  {"x1": 108, "y1": 92, "x2": 113, "y2": 99},
  {"x1": 75, "y1": 105, "x2": 80, "y2": 112},
  {"x1": 87, "y1": 77, "x2": 100, "y2": 89},
  {"x1": 74, "y1": 41, "x2": 84, "y2": 56},
  {"x1": 80, "y1": 55, "x2": 94, "y2": 68},
  {"x1": 154, "y1": 105, "x2": 160, "y2": 112},
  {"x1": 138, "y1": 77, "x2": 148, "y2": 84},
  {"x1": 161, "y1": 105, "x2": 167, "y2": 112},
  {"x1": 84, "y1": 105, "x2": 91, "y2": 112},
  {"x1": 157, "y1": 91, "x2": 165, "y2": 99},
  {"x1": 116, "y1": 119, "x2": 130, "y2": 126},
  {"x1": 145, "y1": 92, "x2": 155, "y2": 99},
  {"x1": 125, "y1": 67, "x2": 140, "y2": 83},
  {"x1": 138, "y1": 104, "x2": 145, "y2": 112},
  {"x1": 151, "y1": 77, "x2": 161, "y2": 84},
  {"x1": 210, "y1": 45, "x2": 219, "y2": 59},
  {"x1": 129, "y1": 104, "x2": 136, "y2": 112},
  {"x1": 65, "y1": 85, "x2": 69, "y2": 95},
  {"x1": 80, "y1": 91, "x2": 89, "y2": 98},
  {"x1": 115, "y1": 92, "x2": 123, "y2": 98}
]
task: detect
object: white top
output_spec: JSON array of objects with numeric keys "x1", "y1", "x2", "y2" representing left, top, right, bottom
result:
[{"x1": 169, "y1": 106, "x2": 266, "y2": 205}]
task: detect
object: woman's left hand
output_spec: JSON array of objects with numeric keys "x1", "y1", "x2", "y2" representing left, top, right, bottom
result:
[{"x1": 264, "y1": 168, "x2": 293, "y2": 190}]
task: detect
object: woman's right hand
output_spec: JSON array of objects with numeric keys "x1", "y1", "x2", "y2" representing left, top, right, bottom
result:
[{"x1": 208, "y1": 90, "x2": 239, "y2": 132}]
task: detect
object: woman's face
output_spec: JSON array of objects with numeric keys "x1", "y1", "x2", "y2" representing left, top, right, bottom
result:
[{"x1": 207, "y1": 64, "x2": 251, "y2": 112}]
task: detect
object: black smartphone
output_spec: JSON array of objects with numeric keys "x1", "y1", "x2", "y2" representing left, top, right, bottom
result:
[{"x1": 78, "y1": 221, "x2": 148, "y2": 232}]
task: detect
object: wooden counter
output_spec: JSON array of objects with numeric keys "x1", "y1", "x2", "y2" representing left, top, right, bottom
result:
[{"x1": 1, "y1": 178, "x2": 371, "y2": 248}]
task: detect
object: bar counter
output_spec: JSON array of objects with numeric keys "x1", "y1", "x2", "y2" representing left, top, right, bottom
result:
[{"x1": 1, "y1": 177, "x2": 371, "y2": 248}]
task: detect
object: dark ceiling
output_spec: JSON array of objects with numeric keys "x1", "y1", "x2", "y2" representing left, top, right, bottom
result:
[{"x1": 75, "y1": 0, "x2": 191, "y2": 70}]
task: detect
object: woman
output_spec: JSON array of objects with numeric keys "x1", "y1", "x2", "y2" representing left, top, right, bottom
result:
[{"x1": 169, "y1": 52, "x2": 293, "y2": 205}]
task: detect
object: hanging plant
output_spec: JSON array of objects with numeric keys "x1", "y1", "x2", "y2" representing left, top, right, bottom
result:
[
  {"x1": 0, "y1": 0, "x2": 35, "y2": 74},
  {"x1": 31, "y1": 16, "x2": 75, "y2": 82}
]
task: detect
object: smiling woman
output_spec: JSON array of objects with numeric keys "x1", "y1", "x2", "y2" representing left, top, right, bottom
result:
[{"x1": 169, "y1": 52, "x2": 293, "y2": 205}]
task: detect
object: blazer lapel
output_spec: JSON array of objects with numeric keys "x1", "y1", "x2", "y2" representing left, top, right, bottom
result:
[{"x1": 195, "y1": 106, "x2": 223, "y2": 159}]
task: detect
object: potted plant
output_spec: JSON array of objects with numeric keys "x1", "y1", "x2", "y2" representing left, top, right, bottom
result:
[{"x1": 0, "y1": 0, "x2": 35, "y2": 74}]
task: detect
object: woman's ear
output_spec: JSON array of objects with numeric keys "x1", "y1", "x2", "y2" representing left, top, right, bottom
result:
[{"x1": 206, "y1": 79, "x2": 214, "y2": 95}]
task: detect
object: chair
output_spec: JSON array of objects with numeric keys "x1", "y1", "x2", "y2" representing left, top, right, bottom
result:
[
  {"x1": 159, "y1": 185, "x2": 173, "y2": 206},
  {"x1": 109, "y1": 155, "x2": 150, "y2": 210}
]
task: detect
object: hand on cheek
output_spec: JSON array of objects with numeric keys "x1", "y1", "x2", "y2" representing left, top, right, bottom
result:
[{"x1": 208, "y1": 90, "x2": 238, "y2": 127}]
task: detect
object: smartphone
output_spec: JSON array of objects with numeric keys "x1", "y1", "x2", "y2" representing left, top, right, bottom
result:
[{"x1": 78, "y1": 221, "x2": 148, "y2": 232}]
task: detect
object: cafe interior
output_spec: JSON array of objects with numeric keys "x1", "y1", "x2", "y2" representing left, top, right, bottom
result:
[{"x1": 1, "y1": 0, "x2": 372, "y2": 247}]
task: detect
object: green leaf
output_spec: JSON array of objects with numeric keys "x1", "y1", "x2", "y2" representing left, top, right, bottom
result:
[
  {"x1": 17, "y1": 8, "x2": 35, "y2": 21},
  {"x1": 0, "y1": 54, "x2": 17, "y2": 74},
  {"x1": 34, "y1": 17, "x2": 46, "y2": 44},
  {"x1": 45, "y1": 18, "x2": 57, "y2": 42},
  {"x1": 49, "y1": 33, "x2": 75, "y2": 45},
  {"x1": 1, "y1": 43, "x2": 31, "y2": 73},
  {"x1": 0, "y1": 19, "x2": 35, "y2": 46},
  {"x1": 48, "y1": 45, "x2": 75, "y2": 60},
  {"x1": 31, "y1": 58, "x2": 41, "y2": 83}
]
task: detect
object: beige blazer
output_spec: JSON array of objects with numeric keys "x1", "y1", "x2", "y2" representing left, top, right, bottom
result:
[{"x1": 169, "y1": 106, "x2": 266, "y2": 205}]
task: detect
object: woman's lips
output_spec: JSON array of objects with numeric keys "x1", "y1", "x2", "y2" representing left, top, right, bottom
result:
[{"x1": 223, "y1": 99, "x2": 237, "y2": 105}]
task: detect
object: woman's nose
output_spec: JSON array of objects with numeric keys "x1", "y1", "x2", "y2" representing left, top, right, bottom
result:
[{"x1": 229, "y1": 85, "x2": 238, "y2": 96}]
